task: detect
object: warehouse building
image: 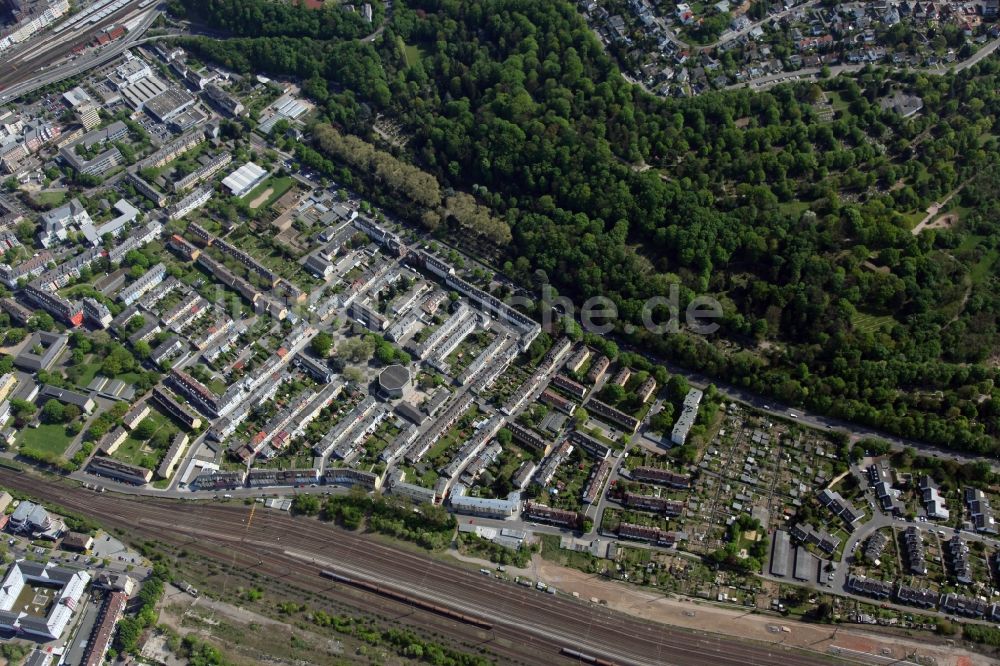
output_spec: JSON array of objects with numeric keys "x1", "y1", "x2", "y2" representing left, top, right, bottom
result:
[{"x1": 221, "y1": 161, "x2": 267, "y2": 197}]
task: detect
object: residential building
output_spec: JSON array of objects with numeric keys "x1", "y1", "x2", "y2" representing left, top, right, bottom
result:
[
  {"x1": 0, "y1": 374, "x2": 17, "y2": 403},
  {"x1": 846, "y1": 575, "x2": 892, "y2": 600},
  {"x1": 622, "y1": 492, "x2": 683, "y2": 515},
  {"x1": 630, "y1": 466, "x2": 691, "y2": 489},
  {"x1": 947, "y1": 534, "x2": 973, "y2": 585},
  {"x1": 23, "y1": 285, "x2": 83, "y2": 326},
  {"x1": 965, "y1": 487, "x2": 997, "y2": 534},
  {"x1": 156, "y1": 433, "x2": 189, "y2": 479},
  {"x1": 121, "y1": 402, "x2": 150, "y2": 430},
  {"x1": 618, "y1": 523, "x2": 676, "y2": 547},
  {"x1": 39, "y1": 384, "x2": 94, "y2": 414},
  {"x1": 671, "y1": 388, "x2": 702, "y2": 446},
  {"x1": 919, "y1": 475, "x2": 949, "y2": 520},
  {"x1": 117, "y1": 262, "x2": 166, "y2": 305},
  {"x1": 903, "y1": 526, "x2": 926, "y2": 575},
  {"x1": 82, "y1": 298, "x2": 112, "y2": 328},
  {"x1": 588, "y1": 399, "x2": 639, "y2": 433},
  {"x1": 522, "y1": 501, "x2": 579, "y2": 528},
  {"x1": 170, "y1": 187, "x2": 212, "y2": 220},
  {"x1": 87, "y1": 456, "x2": 153, "y2": 485},
  {"x1": 150, "y1": 387, "x2": 202, "y2": 430},
  {"x1": 80, "y1": 591, "x2": 127, "y2": 666},
  {"x1": 97, "y1": 427, "x2": 128, "y2": 455},
  {"x1": 323, "y1": 467, "x2": 382, "y2": 491},
  {"x1": 448, "y1": 485, "x2": 519, "y2": 519},
  {"x1": 817, "y1": 489, "x2": 864, "y2": 527}
]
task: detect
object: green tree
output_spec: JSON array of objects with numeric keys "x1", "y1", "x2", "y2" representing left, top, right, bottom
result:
[
  {"x1": 311, "y1": 332, "x2": 333, "y2": 357},
  {"x1": 134, "y1": 418, "x2": 158, "y2": 440},
  {"x1": 292, "y1": 494, "x2": 320, "y2": 516},
  {"x1": 40, "y1": 399, "x2": 65, "y2": 424}
]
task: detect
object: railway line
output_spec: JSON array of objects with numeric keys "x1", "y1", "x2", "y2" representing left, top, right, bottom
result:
[
  {"x1": 0, "y1": 0, "x2": 155, "y2": 91},
  {"x1": 0, "y1": 469, "x2": 847, "y2": 666}
]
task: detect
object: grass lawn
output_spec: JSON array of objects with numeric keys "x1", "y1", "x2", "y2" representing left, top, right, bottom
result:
[
  {"x1": 19, "y1": 424, "x2": 72, "y2": 457},
  {"x1": 206, "y1": 378, "x2": 227, "y2": 395},
  {"x1": 969, "y1": 249, "x2": 998, "y2": 286},
  {"x1": 898, "y1": 209, "x2": 926, "y2": 230},
  {"x1": 75, "y1": 361, "x2": 103, "y2": 389},
  {"x1": 112, "y1": 406, "x2": 174, "y2": 468},
  {"x1": 852, "y1": 311, "x2": 896, "y2": 333},
  {"x1": 30, "y1": 191, "x2": 67, "y2": 209},
  {"x1": 115, "y1": 372, "x2": 143, "y2": 385},
  {"x1": 539, "y1": 534, "x2": 603, "y2": 573},
  {"x1": 402, "y1": 42, "x2": 427, "y2": 67},
  {"x1": 824, "y1": 90, "x2": 850, "y2": 114},
  {"x1": 112, "y1": 433, "x2": 166, "y2": 469},
  {"x1": 778, "y1": 200, "x2": 813, "y2": 219},
  {"x1": 243, "y1": 176, "x2": 295, "y2": 209}
]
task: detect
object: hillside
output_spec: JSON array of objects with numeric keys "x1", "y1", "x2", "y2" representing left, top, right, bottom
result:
[{"x1": 172, "y1": 0, "x2": 1000, "y2": 454}]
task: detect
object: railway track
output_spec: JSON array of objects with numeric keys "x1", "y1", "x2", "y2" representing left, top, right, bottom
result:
[{"x1": 0, "y1": 470, "x2": 847, "y2": 666}]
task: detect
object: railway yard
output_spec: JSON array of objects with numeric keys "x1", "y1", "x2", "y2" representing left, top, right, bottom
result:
[{"x1": 0, "y1": 467, "x2": 860, "y2": 666}]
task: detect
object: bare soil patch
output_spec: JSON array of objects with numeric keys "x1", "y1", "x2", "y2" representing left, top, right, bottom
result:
[{"x1": 248, "y1": 187, "x2": 274, "y2": 210}]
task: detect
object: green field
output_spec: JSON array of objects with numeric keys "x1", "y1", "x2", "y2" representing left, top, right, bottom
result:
[
  {"x1": 19, "y1": 424, "x2": 72, "y2": 457},
  {"x1": 111, "y1": 406, "x2": 173, "y2": 469},
  {"x1": 956, "y1": 235, "x2": 998, "y2": 286},
  {"x1": 852, "y1": 311, "x2": 896, "y2": 333},
  {"x1": 30, "y1": 191, "x2": 67, "y2": 209},
  {"x1": 74, "y1": 361, "x2": 102, "y2": 389},
  {"x1": 778, "y1": 200, "x2": 813, "y2": 219},
  {"x1": 243, "y1": 175, "x2": 296, "y2": 209},
  {"x1": 403, "y1": 43, "x2": 427, "y2": 67},
  {"x1": 111, "y1": 437, "x2": 159, "y2": 468},
  {"x1": 969, "y1": 250, "x2": 998, "y2": 286}
]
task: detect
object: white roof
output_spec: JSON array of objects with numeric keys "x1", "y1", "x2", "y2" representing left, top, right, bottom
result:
[
  {"x1": 274, "y1": 97, "x2": 308, "y2": 119},
  {"x1": 62, "y1": 87, "x2": 93, "y2": 108},
  {"x1": 221, "y1": 162, "x2": 267, "y2": 195}
]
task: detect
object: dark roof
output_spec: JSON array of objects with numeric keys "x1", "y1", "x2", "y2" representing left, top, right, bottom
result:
[
  {"x1": 394, "y1": 401, "x2": 425, "y2": 425},
  {"x1": 378, "y1": 364, "x2": 409, "y2": 392}
]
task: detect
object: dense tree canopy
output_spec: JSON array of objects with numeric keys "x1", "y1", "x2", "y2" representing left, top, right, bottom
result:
[{"x1": 175, "y1": 0, "x2": 1000, "y2": 454}]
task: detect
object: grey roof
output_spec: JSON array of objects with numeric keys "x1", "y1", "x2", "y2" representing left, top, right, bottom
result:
[{"x1": 378, "y1": 364, "x2": 410, "y2": 391}]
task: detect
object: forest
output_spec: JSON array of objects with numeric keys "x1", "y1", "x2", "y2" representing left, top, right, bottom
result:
[{"x1": 171, "y1": 0, "x2": 1000, "y2": 454}]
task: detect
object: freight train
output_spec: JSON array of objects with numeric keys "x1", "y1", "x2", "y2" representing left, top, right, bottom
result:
[{"x1": 319, "y1": 570, "x2": 493, "y2": 630}]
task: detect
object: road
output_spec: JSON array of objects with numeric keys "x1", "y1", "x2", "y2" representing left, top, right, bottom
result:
[
  {"x1": 617, "y1": 337, "x2": 1000, "y2": 471},
  {"x1": 709, "y1": 0, "x2": 821, "y2": 50},
  {"x1": 0, "y1": 469, "x2": 848, "y2": 666},
  {"x1": 729, "y1": 35, "x2": 1000, "y2": 91},
  {"x1": 0, "y1": 3, "x2": 162, "y2": 103}
]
